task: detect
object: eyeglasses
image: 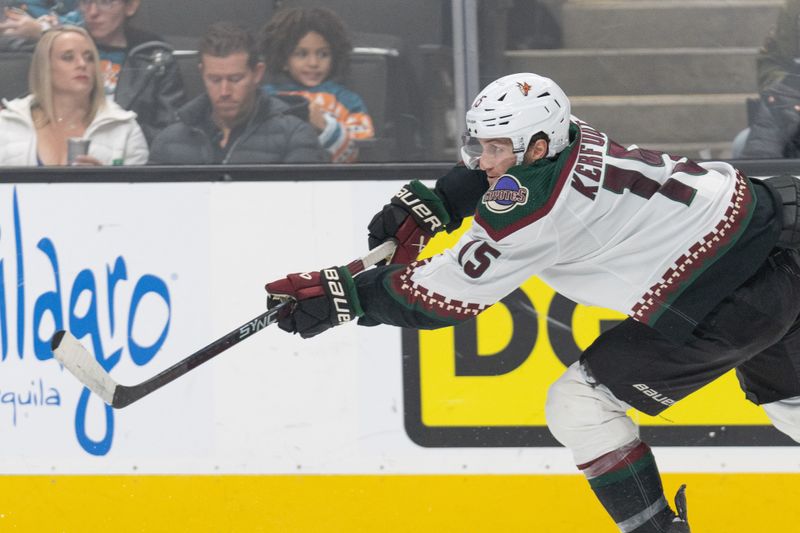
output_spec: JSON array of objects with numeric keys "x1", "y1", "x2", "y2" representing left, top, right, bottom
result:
[{"x1": 78, "y1": 0, "x2": 123, "y2": 10}]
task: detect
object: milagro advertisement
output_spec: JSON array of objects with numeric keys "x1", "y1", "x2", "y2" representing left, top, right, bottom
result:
[
  {"x1": 0, "y1": 183, "x2": 212, "y2": 467},
  {"x1": 0, "y1": 180, "x2": 796, "y2": 476}
]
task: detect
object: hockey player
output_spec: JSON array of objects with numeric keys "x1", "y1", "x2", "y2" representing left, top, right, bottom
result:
[{"x1": 266, "y1": 72, "x2": 800, "y2": 532}]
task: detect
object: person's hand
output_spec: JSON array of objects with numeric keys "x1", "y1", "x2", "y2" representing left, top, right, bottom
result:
[
  {"x1": 71, "y1": 155, "x2": 103, "y2": 166},
  {"x1": 308, "y1": 101, "x2": 329, "y2": 131},
  {"x1": 367, "y1": 180, "x2": 451, "y2": 264},
  {"x1": 0, "y1": 9, "x2": 44, "y2": 40},
  {"x1": 265, "y1": 263, "x2": 363, "y2": 339}
]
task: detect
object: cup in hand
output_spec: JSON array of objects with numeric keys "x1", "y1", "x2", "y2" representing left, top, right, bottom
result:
[{"x1": 67, "y1": 138, "x2": 91, "y2": 165}]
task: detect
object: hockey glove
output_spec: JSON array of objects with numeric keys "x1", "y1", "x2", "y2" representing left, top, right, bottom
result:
[
  {"x1": 265, "y1": 264, "x2": 363, "y2": 339},
  {"x1": 367, "y1": 180, "x2": 451, "y2": 264}
]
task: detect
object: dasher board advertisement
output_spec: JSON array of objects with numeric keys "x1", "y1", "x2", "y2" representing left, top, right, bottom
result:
[{"x1": 0, "y1": 180, "x2": 794, "y2": 477}]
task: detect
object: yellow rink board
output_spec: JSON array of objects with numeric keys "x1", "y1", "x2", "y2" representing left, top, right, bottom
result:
[{"x1": 1, "y1": 474, "x2": 798, "y2": 532}]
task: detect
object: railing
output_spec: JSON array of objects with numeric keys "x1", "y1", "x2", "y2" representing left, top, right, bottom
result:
[
  {"x1": 0, "y1": 159, "x2": 794, "y2": 183},
  {"x1": 0, "y1": 163, "x2": 455, "y2": 183}
]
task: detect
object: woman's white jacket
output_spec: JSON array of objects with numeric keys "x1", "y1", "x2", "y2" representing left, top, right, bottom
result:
[{"x1": 0, "y1": 95, "x2": 149, "y2": 165}]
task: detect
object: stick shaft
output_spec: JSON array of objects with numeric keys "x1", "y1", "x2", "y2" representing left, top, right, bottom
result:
[
  {"x1": 111, "y1": 240, "x2": 397, "y2": 408},
  {"x1": 112, "y1": 302, "x2": 288, "y2": 407}
]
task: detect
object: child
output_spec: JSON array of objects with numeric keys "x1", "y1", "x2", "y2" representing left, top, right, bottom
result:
[
  {"x1": 0, "y1": 1, "x2": 81, "y2": 43},
  {"x1": 260, "y1": 7, "x2": 374, "y2": 163}
]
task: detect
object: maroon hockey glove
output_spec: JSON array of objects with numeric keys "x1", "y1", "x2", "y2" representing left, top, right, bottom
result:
[
  {"x1": 265, "y1": 263, "x2": 363, "y2": 339},
  {"x1": 367, "y1": 180, "x2": 451, "y2": 264}
]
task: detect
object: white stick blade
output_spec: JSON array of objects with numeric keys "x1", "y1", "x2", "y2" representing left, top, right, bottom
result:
[
  {"x1": 363, "y1": 240, "x2": 397, "y2": 268},
  {"x1": 51, "y1": 331, "x2": 117, "y2": 405}
]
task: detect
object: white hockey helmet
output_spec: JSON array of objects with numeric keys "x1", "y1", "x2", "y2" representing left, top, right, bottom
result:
[{"x1": 461, "y1": 73, "x2": 571, "y2": 168}]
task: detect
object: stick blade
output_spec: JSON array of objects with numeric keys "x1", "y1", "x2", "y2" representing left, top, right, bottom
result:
[{"x1": 51, "y1": 330, "x2": 117, "y2": 406}]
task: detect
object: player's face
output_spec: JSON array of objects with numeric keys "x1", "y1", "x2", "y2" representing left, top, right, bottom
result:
[
  {"x1": 80, "y1": 0, "x2": 139, "y2": 47},
  {"x1": 201, "y1": 52, "x2": 266, "y2": 125},
  {"x1": 286, "y1": 31, "x2": 333, "y2": 88},
  {"x1": 478, "y1": 138, "x2": 517, "y2": 186},
  {"x1": 50, "y1": 32, "x2": 96, "y2": 97}
]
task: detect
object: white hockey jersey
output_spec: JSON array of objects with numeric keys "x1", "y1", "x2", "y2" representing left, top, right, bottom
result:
[{"x1": 372, "y1": 118, "x2": 773, "y2": 339}]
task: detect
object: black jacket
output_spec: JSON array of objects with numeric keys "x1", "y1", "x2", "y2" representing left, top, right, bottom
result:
[
  {"x1": 148, "y1": 93, "x2": 329, "y2": 164},
  {"x1": 742, "y1": 74, "x2": 800, "y2": 159},
  {"x1": 106, "y1": 27, "x2": 187, "y2": 143}
]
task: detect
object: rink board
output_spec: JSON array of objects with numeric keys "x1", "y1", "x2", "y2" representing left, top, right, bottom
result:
[
  {"x1": 2, "y1": 473, "x2": 800, "y2": 532},
  {"x1": 0, "y1": 180, "x2": 797, "y2": 530}
]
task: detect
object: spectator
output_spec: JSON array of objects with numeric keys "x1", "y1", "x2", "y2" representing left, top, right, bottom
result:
[
  {"x1": 149, "y1": 22, "x2": 327, "y2": 165},
  {"x1": 757, "y1": 0, "x2": 800, "y2": 91},
  {"x1": 0, "y1": 26, "x2": 148, "y2": 165},
  {"x1": 79, "y1": 0, "x2": 186, "y2": 142},
  {"x1": 0, "y1": 1, "x2": 82, "y2": 46},
  {"x1": 741, "y1": 0, "x2": 800, "y2": 158},
  {"x1": 260, "y1": 7, "x2": 374, "y2": 163}
]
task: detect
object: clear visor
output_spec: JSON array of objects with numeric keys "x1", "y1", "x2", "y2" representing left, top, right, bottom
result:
[
  {"x1": 460, "y1": 135, "x2": 483, "y2": 169},
  {"x1": 460, "y1": 135, "x2": 519, "y2": 170}
]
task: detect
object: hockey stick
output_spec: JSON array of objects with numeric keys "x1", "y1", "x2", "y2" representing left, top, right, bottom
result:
[{"x1": 50, "y1": 240, "x2": 397, "y2": 409}]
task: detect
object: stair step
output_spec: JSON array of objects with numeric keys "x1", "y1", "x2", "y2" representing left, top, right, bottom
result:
[
  {"x1": 563, "y1": 0, "x2": 782, "y2": 48},
  {"x1": 570, "y1": 93, "x2": 750, "y2": 144},
  {"x1": 506, "y1": 47, "x2": 758, "y2": 95}
]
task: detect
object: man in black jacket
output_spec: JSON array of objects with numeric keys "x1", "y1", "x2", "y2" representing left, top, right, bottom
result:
[
  {"x1": 149, "y1": 22, "x2": 327, "y2": 165},
  {"x1": 741, "y1": 0, "x2": 800, "y2": 159},
  {"x1": 81, "y1": 0, "x2": 185, "y2": 142}
]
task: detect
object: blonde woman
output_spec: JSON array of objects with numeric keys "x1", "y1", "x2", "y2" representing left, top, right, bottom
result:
[{"x1": 0, "y1": 25, "x2": 148, "y2": 166}]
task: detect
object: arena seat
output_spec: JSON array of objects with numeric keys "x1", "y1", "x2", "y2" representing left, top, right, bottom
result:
[
  {"x1": 346, "y1": 33, "x2": 424, "y2": 162},
  {"x1": 172, "y1": 50, "x2": 204, "y2": 102},
  {"x1": 130, "y1": 0, "x2": 273, "y2": 39},
  {"x1": 0, "y1": 51, "x2": 32, "y2": 102}
]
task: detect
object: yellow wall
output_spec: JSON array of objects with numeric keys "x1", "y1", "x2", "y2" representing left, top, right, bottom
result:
[{"x1": 2, "y1": 474, "x2": 798, "y2": 532}]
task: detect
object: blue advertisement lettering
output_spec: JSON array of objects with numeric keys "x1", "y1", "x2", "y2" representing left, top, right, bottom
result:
[
  {"x1": 0, "y1": 232, "x2": 6, "y2": 361},
  {"x1": 32, "y1": 238, "x2": 63, "y2": 361},
  {"x1": 128, "y1": 275, "x2": 171, "y2": 367},
  {"x1": 14, "y1": 187, "x2": 24, "y2": 360},
  {"x1": 0, "y1": 187, "x2": 172, "y2": 456},
  {"x1": 75, "y1": 387, "x2": 114, "y2": 456}
]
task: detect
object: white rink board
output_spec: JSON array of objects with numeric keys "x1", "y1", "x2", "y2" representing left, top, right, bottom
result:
[{"x1": 0, "y1": 180, "x2": 796, "y2": 475}]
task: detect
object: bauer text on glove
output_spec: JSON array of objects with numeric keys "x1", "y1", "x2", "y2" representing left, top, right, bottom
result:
[
  {"x1": 265, "y1": 265, "x2": 363, "y2": 339},
  {"x1": 367, "y1": 180, "x2": 451, "y2": 264}
]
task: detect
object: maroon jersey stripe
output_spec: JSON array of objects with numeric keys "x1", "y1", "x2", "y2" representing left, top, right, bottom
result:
[{"x1": 386, "y1": 261, "x2": 486, "y2": 322}]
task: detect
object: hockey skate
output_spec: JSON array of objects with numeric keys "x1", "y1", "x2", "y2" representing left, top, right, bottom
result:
[{"x1": 667, "y1": 484, "x2": 690, "y2": 532}]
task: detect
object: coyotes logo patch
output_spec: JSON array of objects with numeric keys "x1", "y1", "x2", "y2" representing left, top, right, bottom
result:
[{"x1": 482, "y1": 175, "x2": 529, "y2": 214}]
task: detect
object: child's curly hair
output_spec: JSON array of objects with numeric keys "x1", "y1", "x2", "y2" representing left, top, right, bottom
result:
[{"x1": 260, "y1": 7, "x2": 353, "y2": 81}]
